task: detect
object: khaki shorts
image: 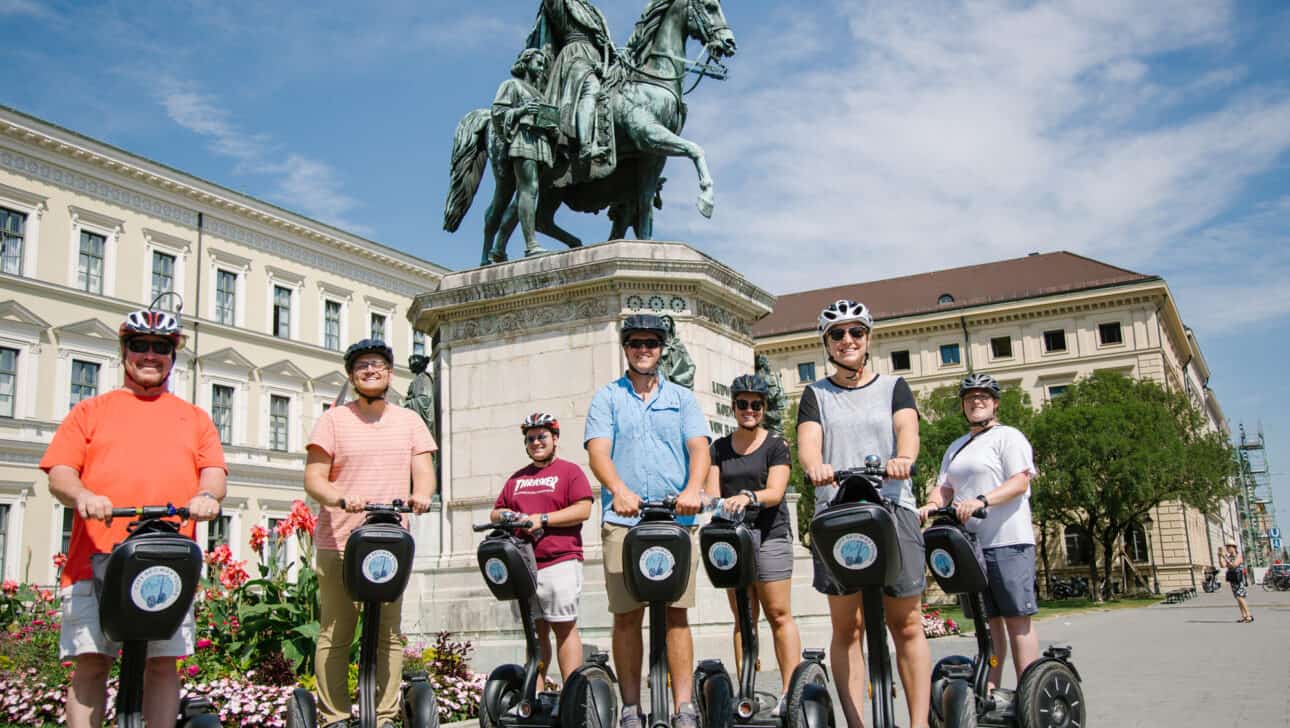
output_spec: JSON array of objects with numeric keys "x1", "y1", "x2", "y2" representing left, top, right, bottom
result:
[
  {"x1": 59, "y1": 580, "x2": 195, "y2": 659},
  {"x1": 602, "y1": 524, "x2": 700, "y2": 614}
]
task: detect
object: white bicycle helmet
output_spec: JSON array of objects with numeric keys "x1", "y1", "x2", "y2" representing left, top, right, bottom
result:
[
  {"x1": 520, "y1": 412, "x2": 560, "y2": 436},
  {"x1": 817, "y1": 299, "x2": 873, "y2": 337},
  {"x1": 118, "y1": 309, "x2": 186, "y2": 350}
]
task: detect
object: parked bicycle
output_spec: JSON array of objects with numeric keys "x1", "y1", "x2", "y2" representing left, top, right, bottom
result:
[{"x1": 1046, "y1": 575, "x2": 1088, "y2": 600}]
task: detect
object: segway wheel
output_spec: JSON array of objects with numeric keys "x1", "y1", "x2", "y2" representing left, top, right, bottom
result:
[
  {"x1": 691, "y1": 665, "x2": 732, "y2": 728},
  {"x1": 560, "y1": 665, "x2": 619, "y2": 728},
  {"x1": 403, "y1": 676, "x2": 440, "y2": 728},
  {"x1": 786, "y1": 661, "x2": 830, "y2": 728},
  {"x1": 941, "y1": 681, "x2": 976, "y2": 728},
  {"x1": 481, "y1": 666, "x2": 525, "y2": 728},
  {"x1": 286, "y1": 687, "x2": 318, "y2": 728},
  {"x1": 1016, "y1": 662, "x2": 1083, "y2": 728}
]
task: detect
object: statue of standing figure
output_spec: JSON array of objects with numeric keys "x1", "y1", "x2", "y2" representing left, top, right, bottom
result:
[
  {"x1": 659, "y1": 315, "x2": 695, "y2": 389},
  {"x1": 755, "y1": 353, "x2": 787, "y2": 435},
  {"x1": 526, "y1": 0, "x2": 616, "y2": 165},
  {"x1": 406, "y1": 354, "x2": 437, "y2": 441}
]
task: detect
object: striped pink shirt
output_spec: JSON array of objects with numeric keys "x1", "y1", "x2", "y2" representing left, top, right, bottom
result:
[{"x1": 308, "y1": 402, "x2": 438, "y2": 551}]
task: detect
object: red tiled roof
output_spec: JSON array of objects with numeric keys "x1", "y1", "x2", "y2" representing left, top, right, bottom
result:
[{"x1": 754, "y1": 251, "x2": 1155, "y2": 338}]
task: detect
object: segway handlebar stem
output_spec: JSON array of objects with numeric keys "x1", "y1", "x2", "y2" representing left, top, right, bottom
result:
[{"x1": 105, "y1": 504, "x2": 195, "y2": 520}]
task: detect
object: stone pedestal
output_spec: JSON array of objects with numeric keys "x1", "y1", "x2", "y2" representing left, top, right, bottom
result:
[{"x1": 403, "y1": 241, "x2": 831, "y2": 668}]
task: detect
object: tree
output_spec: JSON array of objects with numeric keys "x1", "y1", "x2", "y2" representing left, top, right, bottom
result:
[
  {"x1": 1028, "y1": 371, "x2": 1237, "y2": 601},
  {"x1": 780, "y1": 399, "x2": 813, "y2": 545}
]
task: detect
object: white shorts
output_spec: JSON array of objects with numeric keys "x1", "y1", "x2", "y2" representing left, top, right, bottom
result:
[
  {"x1": 512, "y1": 558, "x2": 583, "y2": 623},
  {"x1": 59, "y1": 580, "x2": 195, "y2": 660}
]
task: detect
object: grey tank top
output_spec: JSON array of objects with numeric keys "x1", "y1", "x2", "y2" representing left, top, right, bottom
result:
[{"x1": 808, "y1": 375, "x2": 916, "y2": 513}]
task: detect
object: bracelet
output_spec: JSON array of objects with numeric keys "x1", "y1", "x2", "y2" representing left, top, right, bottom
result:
[
  {"x1": 739, "y1": 489, "x2": 759, "y2": 505},
  {"x1": 196, "y1": 491, "x2": 220, "y2": 502}
]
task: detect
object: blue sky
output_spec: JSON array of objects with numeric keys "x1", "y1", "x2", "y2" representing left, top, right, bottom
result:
[{"x1": 3, "y1": 0, "x2": 1289, "y2": 536}]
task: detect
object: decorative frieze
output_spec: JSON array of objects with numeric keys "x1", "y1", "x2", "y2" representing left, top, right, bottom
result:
[{"x1": 444, "y1": 296, "x2": 611, "y2": 343}]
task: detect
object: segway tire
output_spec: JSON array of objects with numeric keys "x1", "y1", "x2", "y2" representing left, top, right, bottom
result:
[
  {"x1": 691, "y1": 664, "x2": 732, "y2": 728},
  {"x1": 559, "y1": 665, "x2": 619, "y2": 728},
  {"x1": 403, "y1": 677, "x2": 440, "y2": 728},
  {"x1": 286, "y1": 687, "x2": 318, "y2": 728},
  {"x1": 481, "y1": 665, "x2": 525, "y2": 728},
  {"x1": 1016, "y1": 661, "x2": 1083, "y2": 728},
  {"x1": 184, "y1": 714, "x2": 223, "y2": 728},
  {"x1": 941, "y1": 680, "x2": 976, "y2": 728},
  {"x1": 786, "y1": 660, "x2": 831, "y2": 728}
]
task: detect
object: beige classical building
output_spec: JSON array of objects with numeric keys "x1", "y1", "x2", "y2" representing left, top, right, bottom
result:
[
  {"x1": 0, "y1": 105, "x2": 445, "y2": 584},
  {"x1": 754, "y1": 252, "x2": 1241, "y2": 592}
]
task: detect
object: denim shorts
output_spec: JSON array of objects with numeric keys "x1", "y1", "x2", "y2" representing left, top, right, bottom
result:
[{"x1": 982, "y1": 544, "x2": 1039, "y2": 618}]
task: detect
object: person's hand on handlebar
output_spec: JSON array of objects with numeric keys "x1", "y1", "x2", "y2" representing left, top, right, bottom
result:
[
  {"x1": 408, "y1": 493, "x2": 434, "y2": 515},
  {"x1": 342, "y1": 495, "x2": 367, "y2": 513},
  {"x1": 917, "y1": 502, "x2": 939, "y2": 525},
  {"x1": 77, "y1": 491, "x2": 114, "y2": 522},
  {"x1": 185, "y1": 492, "x2": 221, "y2": 522},
  {"x1": 886, "y1": 456, "x2": 914, "y2": 480},
  {"x1": 953, "y1": 498, "x2": 983, "y2": 524},
  {"x1": 805, "y1": 463, "x2": 835, "y2": 487},
  {"x1": 724, "y1": 492, "x2": 753, "y2": 514},
  {"x1": 611, "y1": 489, "x2": 642, "y2": 518},
  {"x1": 674, "y1": 487, "x2": 702, "y2": 516}
]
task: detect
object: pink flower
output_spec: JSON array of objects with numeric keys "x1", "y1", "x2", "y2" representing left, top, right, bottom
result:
[
  {"x1": 61, "y1": 660, "x2": 73, "y2": 668},
  {"x1": 205, "y1": 543, "x2": 232, "y2": 568},
  {"x1": 1, "y1": 579, "x2": 17, "y2": 595},
  {"x1": 274, "y1": 518, "x2": 294, "y2": 541},
  {"x1": 52, "y1": 552, "x2": 68, "y2": 569},
  {"x1": 186, "y1": 664, "x2": 201, "y2": 677},
  {"x1": 219, "y1": 560, "x2": 249, "y2": 590},
  {"x1": 249, "y1": 525, "x2": 268, "y2": 554},
  {"x1": 288, "y1": 500, "x2": 317, "y2": 536},
  {"x1": 38, "y1": 589, "x2": 53, "y2": 602},
  {"x1": 196, "y1": 638, "x2": 213, "y2": 650}
]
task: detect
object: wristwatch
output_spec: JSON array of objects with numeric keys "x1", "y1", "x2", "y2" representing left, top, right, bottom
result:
[
  {"x1": 977, "y1": 494, "x2": 990, "y2": 507},
  {"x1": 739, "y1": 489, "x2": 759, "y2": 505},
  {"x1": 540, "y1": 513, "x2": 550, "y2": 527},
  {"x1": 196, "y1": 491, "x2": 220, "y2": 502}
]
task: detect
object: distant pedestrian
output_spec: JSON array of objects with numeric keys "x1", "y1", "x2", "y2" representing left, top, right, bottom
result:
[{"x1": 1218, "y1": 543, "x2": 1253, "y2": 623}]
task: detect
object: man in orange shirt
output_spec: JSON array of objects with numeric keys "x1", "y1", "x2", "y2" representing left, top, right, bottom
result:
[
  {"x1": 41, "y1": 307, "x2": 226, "y2": 728},
  {"x1": 305, "y1": 339, "x2": 437, "y2": 728}
]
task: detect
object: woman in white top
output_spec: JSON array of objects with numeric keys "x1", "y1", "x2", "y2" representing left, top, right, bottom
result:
[{"x1": 921, "y1": 373, "x2": 1039, "y2": 690}]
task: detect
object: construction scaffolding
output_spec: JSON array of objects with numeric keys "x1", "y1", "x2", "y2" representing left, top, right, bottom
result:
[{"x1": 1235, "y1": 424, "x2": 1281, "y2": 567}]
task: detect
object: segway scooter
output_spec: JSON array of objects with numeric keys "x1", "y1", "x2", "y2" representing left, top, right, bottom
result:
[
  {"x1": 287, "y1": 500, "x2": 439, "y2": 728},
  {"x1": 923, "y1": 504, "x2": 1084, "y2": 728},
  {"x1": 1202, "y1": 567, "x2": 1222, "y2": 593},
  {"x1": 807, "y1": 456, "x2": 905, "y2": 728},
  {"x1": 619, "y1": 498, "x2": 694, "y2": 728},
  {"x1": 473, "y1": 512, "x2": 618, "y2": 728},
  {"x1": 98, "y1": 504, "x2": 222, "y2": 728},
  {"x1": 694, "y1": 504, "x2": 833, "y2": 728}
]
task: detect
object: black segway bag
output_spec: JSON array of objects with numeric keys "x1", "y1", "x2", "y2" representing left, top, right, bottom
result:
[
  {"x1": 809, "y1": 502, "x2": 901, "y2": 590},
  {"x1": 623, "y1": 520, "x2": 691, "y2": 603},
  {"x1": 699, "y1": 518, "x2": 758, "y2": 590},
  {"x1": 477, "y1": 533, "x2": 538, "y2": 601},
  {"x1": 343, "y1": 511, "x2": 415, "y2": 603},
  {"x1": 98, "y1": 523, "x2": 202, "y2": 643},
  {"x1": 923, "y1": 524, "x2": 987, "y2": 595}
]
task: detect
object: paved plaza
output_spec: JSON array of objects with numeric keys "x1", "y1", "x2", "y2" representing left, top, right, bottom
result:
[{"x1": 647, "y1": 587, "x2": 1290, "y2": 727}]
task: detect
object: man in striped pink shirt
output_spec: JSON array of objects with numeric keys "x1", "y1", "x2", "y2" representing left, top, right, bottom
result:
[{"x1": 305, "y1": 338, "x2": 438, "y2": 728}]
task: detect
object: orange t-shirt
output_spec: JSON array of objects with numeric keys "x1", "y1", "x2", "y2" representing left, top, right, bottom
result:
[
  {"x1": 40, "y1": 389, "x2": 228, "y2": 587},
  {"x1": 307, "y1": 402, "x2": 438, "y2": 551}
]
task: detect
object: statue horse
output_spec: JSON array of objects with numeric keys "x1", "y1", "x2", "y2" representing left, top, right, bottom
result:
[{"x1": 444, "y1": 0, "x2": 736, "y2": 265}]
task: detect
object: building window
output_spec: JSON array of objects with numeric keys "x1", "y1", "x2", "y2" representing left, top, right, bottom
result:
[
  {"x1": 1098, "y1": 322, "x2": 1123, "y2": 346},
  {"x1": 70, "y1": 360, "x2": 99, "y2": 407},
  {"x1": 212, "y1": 384, "x2": 234, "y2": 444},
  {"x1": 215, "y1": 269, "x2": 237, "y2": 325},
  {"x1": 797, "y1": 362, "x2": 816, "y2": 383},
  {"x1": 938, "y1": 293, "x2": 954, "y2": 305},
  {"x1": 412, "y1": 331, "x2": 426, "y2": 357},
  {"x1": 0, "y1": 504, "x2": 8, "y2": 577},
  {"x1": 939, "y1": 343, "x2": 961, "y2": 366},
  {"x1": 273, "y1": 286, "x2": 292, "y2": 338},
  {"x1": 1042, "y1": 329, "x2": 1067, "y2": 353},
  {"x1": 0, "y1": 347, "x2": 16, "y2": 418},
  {"x1": 1064, "y1": 525, "x2": 1093, "y2": 566},
  {"x1": 370, "y1": 313, "x2": 387, "y2": 342},
  {"x1": 267, "y1": 517, "x2": 289, "y2": 572},
  {"x1": 0, "y1": 206, "x2": 25, "y2": 275},
  {"x1": 61, "y1": 509, "x2": 74, "y2": 554},
  {"x1": 206, "y1": 514, "x2": 232, "y2": 554},
  {"x1": 1047, "y1": 384, "x2": 1068, "y2": 399},
  {"x1": 1126, "y1": 523, "x2": 1149, "y2": 563},
  {"x1": 269, "y1": 395, "x2": 290, "y2": 451},
  {"x1": 77, "y1": 230, "x2": 106, "y2": 294},
  {"x1": 890, "y1": 350, "x2": 911, "y2": 371},
  {"x1": 324, "y1": 301, "x2": 342, "y2": 351},
  {"x1": 151, "y1": 251, "x2": 176, "y2": 307},
  {"x1": 990, "y1": 336, "x2": 1012, "y2": 359}
]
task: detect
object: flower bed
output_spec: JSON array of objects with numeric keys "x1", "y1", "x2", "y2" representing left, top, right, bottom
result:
[{"x1": 922, "y1": 602, "x2": 960, "y2": 638}]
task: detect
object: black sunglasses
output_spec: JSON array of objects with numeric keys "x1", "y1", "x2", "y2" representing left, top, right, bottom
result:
[
  {"x1": 126, "y1": 339, "x2": 174, "y2": 355},
  {"x1": 827, "y1": 326, "x2": 868, "y2": 342},
  {"x1": 734, "y1": 399, "x2": 764, "y2": 411},
  {"x1": 625, "y1": 339, "x2": 663, "y2": 350}
]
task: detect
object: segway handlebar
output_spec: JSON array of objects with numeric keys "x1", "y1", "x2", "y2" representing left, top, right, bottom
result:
[
  {"x1": 831, "y1": 456, "x2": 919, "y2": 483},
  {"x1": 107, "y1": 504, "x2": 192, "y2": 520},
  {"x1": 638, "y1": 495, "x2": 679, "y2": 511},
  {"x1": 473, "y1": 511, "x2": 535, "y2": 532},
  {"x1": 337, "y1": 498, "x2": 415, "y2": 513},
  {"x1": 926, "y1": 503, "x2": 987, "y2": 520}
]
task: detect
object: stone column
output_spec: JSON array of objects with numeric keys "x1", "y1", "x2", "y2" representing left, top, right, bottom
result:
[{"x1": 401, "y1": 241, "x2": 777, "y2": 665}]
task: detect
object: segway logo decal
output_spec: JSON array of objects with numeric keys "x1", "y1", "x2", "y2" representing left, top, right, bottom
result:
[
  {"x1": 930, "y1": 549, "x2": 956, "y2": 579},
  {"x1": 484, "y1": 558, "x2": 509, "y2": 585},
  {"x1": 640, "y1": 546, "x2": 676, "y2": 581},
  {"x1": 361, "y1": 549, "x2": 399, "y2": 584},
  {"x1": 130, "y1": 566, "x2": 182, "y2": 612},
  {"x1": 832, "y1": 533, "x2": 877, "y2": 570},
  {"x1": 707, "y1": 542, "x2": 738, "y2": 571}
]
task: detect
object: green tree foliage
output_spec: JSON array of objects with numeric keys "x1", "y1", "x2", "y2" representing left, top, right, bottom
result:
[
  {"x1": 1028, "y1": 371, "x2": 1237, "y2": 600},
  {"x1": 913, "y1": 384, "x2": 1035, "y2": 501},
  {"x1": 780, "y1": 399, "x2": 813, "y2": 545}
]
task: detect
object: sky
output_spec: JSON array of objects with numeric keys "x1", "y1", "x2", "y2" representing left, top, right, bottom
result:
[{"x1": 2, "y1": 0, "x2": 1288, "y2": 536}]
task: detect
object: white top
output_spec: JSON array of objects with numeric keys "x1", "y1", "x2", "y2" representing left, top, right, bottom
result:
[{"x1": 936, "y1": 425, "x2": 1038, "y2": 548}]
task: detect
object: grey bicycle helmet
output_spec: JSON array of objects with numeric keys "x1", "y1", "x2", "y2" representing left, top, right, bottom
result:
[
  {"x1": 344, "y1": 338, "x2": 394, "y2": 374},
  {"x1": 520, "y1": 412, "x2": 560, "y2": 436},
  {"x1": 817, "y1": 299, "x2": 873, "y2": 336},
  {"x1": 959, "y1": 372, "x2": 1001, "y2": 399},
  {"x1": 730, "y1": 374, "x2": 770, "y2": 398},
  {"x1": 620, "y1": 314, "x2": 669, "y2": 344}
]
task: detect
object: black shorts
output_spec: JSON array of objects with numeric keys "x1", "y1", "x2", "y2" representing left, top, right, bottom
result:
[
  {"x1": 811, "y1": 507, "x2": 926, "y2": 599},
  {"x1": 982, "y1": 544, "x2": 1039, "y2": 618}
]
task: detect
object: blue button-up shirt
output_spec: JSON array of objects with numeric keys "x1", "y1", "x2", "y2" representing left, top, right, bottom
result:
[{"x1": 584, "y1": 373, "x2": 710, "y2": 526}]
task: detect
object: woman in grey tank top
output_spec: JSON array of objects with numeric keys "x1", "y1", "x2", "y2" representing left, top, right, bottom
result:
[{"x1": 795, "y1": 299, "x2": 932, "y2": 728}]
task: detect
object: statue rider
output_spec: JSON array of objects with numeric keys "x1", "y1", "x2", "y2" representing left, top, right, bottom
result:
[
  {"x1": 754, "y1": 353, "x2": 787, "y2": 435},
  {"x1": 527, "y1": 0, "x2": 615, "y2": 163}
]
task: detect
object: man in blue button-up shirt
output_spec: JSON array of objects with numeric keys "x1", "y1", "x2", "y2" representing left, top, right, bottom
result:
[{"x1": 585, "y1": 314, "x2": 710, "y2": 728}]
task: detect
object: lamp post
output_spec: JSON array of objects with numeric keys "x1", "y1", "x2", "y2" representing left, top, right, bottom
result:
[{"x1": 1143, "y1": 513, "x2": 1160, "y2": 594}]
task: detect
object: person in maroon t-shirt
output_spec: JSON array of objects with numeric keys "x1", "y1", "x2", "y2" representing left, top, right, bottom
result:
[{"x1": 491, "y1": 412, "x2": 594, "y2": 686}]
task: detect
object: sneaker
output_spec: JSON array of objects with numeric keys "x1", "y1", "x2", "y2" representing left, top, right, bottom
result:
[
  {"x1": 621, "y1": 706, "x2": 644, "y2": 728},
  {"x1": 771, "y1": 695, "x2": 788, "y2": 718},
  {"x1": 671, "y1": 702, "x2": 698, "y2": 728}
]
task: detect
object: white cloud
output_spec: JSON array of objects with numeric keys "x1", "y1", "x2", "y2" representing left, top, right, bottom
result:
[
  {"x1": 154, "y1": 79, "x2": 368, "y2": 233},
  {"x1": 655, "y1": 0, "x2": 1290, "y2": 335}
]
